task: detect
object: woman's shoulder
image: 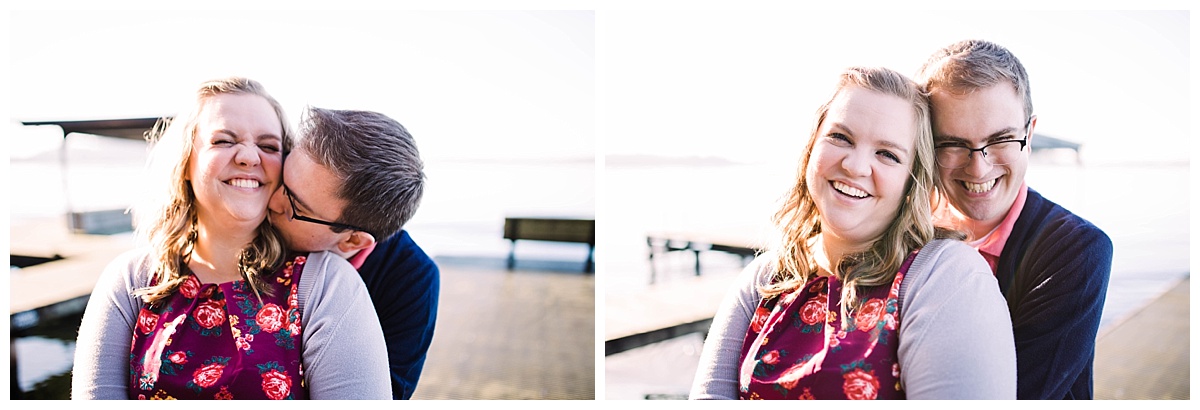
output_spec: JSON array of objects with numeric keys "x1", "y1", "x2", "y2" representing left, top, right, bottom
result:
[
  {"x1": 295, "y1": 251, "x2": 378, "y2": 337},
  {"x1": 922, "y1": 237, "x2": 972, "y2": 253},
  {"x1": 915, "y1": 239, "x2": 988, "y2": 269},
  {"x1": 901, "y1": 239, "x2": 993, "y2": 302},
  {"x1": 299, "y1": 251, "x2": 356, "y2": 274},
  {"x1": 296, "y1": 251, "x2": 365, "y2": 301},
  {"x1": 83, "y1": 246, "x2": 157, "y2": 304},
  {"x1": 107, "y1": 246, "x2": 152, "y2": 268},
  {"x1": 744, "y1": 251, "x2": 780, "y2": 286},
  {"x1": 102, "y1": 246, "x2": 155, "y2": 282}
]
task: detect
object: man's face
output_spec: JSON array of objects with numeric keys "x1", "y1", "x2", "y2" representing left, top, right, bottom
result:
[
  {"x1": 930, "y1": 83, "x2": 1032, "y2": 230},
  {"x1": 268, "y1": 148, "x2": 351, "y2": 252}
]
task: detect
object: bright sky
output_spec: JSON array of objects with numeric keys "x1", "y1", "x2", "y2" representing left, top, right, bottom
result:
[
  {"x1": 601, "y1": 9, "x2": 1190, "y2": 166},
  {"x1": 2, "y1": 3, "x2": 1197, "y2": 399},
  {"x1": 8, "y1": 9, "x2": 596, "y2": 162},
  {"x1": 8, "y1": 8, "x2": 1190, "y2": 166}
]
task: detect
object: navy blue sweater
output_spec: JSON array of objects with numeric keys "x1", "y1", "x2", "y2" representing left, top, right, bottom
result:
[
  {"x1": 997, "y1": 188, "x2": 1112, "y2": 399},
  {"x1": 357, "y1": 230, "x2": 440, "y2": 400}
]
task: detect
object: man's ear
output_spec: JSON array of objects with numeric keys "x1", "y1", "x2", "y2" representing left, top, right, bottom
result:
[
  {"x1": 1026, "y1": 114, "x2": 1038, "y2": 144},
  {"x1": 336, "y1": 230, "x2": 376, "y2": 254}
]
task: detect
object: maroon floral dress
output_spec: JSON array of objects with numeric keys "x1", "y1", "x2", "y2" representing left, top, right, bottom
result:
[
  {"x1": 737, "y1": 250, "x2": 918, "y2": 400},
  {"x1": 128, "y1": 254, "x2": 309, "y2": 400}
]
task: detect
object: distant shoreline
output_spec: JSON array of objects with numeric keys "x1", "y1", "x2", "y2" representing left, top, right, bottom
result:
[{"x1": 604, "y1": 154, "x2": 1188, "y2": 169}]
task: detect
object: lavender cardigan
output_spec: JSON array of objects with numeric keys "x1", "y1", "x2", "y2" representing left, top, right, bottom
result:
[
  {"x1": 690, "y1": 239, "x2": 1017, "y2": 399},
  {"x1": 71, "y1": 249, "x2": 390, "y2": 400}
]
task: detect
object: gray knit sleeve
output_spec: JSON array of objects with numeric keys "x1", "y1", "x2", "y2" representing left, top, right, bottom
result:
[
  {"x1": 71, "y1": 248, "x2": 151, "y2": 399},
  {"x1": 689, "y1": 254, "x2": 773, "y2": 399},
  {"x1": 897, "y1": 239, "x2": 1017, "y2": 399},
  {"x1": 298, "y1": 251, "x2": 391, "y2": 400}
]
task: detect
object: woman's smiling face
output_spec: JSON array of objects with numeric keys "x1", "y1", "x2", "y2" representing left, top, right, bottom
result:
[
  {"x1": 187, "y1": 93, "x2": 284, "y2": 231},
  {"x1": 805, "y1": 85, "x2": 917, "y2": 250}
]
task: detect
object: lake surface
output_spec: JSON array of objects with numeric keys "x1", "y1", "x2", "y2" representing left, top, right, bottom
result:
[
  {"x1": 8, "y1": 143, "x2": 597, "y2": 399},
  {"x1": 7, "y1": 140, "x2": 1189, "y2": 399},
  {"x1": 602, "y1": 158, "x2": 1190, "y2": 399}
]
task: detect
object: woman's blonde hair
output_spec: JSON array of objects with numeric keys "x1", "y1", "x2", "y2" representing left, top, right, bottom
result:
[
  {"x1": 132, "y1": 77, "x2": 293, "y2": 305},
  {"x1": 765, "y1": 66, "x2": 958, "y2": 321}
]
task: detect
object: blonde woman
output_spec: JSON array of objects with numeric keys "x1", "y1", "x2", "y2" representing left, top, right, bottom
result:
[
  {"x1": 72, "y1": 77, "x2": 389, "y2": 399},
  {"x1": 690, "y1": 67, "x2": 1015, "y2": 399}
]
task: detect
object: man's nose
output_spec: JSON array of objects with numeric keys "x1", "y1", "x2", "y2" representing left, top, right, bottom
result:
[{"x1": 962, "y1": 149, "x2": 994, "y2": 177}]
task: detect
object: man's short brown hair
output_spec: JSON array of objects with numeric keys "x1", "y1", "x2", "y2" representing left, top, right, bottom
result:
[
  {"x1": 916, "y1": 39, "x2": 1034, "y2": 119},
  {"x1": 297, "y1": 107, "x2": 425, "y2": 240}
]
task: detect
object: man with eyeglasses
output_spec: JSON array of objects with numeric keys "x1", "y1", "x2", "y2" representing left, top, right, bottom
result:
[
  {"x1": 917, "y1": 39, "x2": 1113, "y2": 400},
  {"x1": 267, "y1": 107, "x2": 437, "y2": 400}
]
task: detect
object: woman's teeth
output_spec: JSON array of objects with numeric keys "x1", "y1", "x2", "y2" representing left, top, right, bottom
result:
[
  {"x1": 229, "y1": 178, "x2": 260, "y2": 188},
  {"x1": 832, "y1": 181, "x2": 868, "y2": 198}
]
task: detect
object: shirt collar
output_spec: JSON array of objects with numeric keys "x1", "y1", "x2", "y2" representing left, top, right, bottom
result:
[
  {"x1": 974, "y1": 181, "x2": 1028, "y2": 260},
  {"x1": 347, "y1": 241, "x2": 378, "y2": 270}
]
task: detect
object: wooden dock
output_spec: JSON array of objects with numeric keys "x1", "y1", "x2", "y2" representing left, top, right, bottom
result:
[
  {"x1": 11, "y1": 212, "x2": 1190, "y2": 400},
  {"x1": 606, "y1": 256, "x2": 1191, "y2": 400},
  {"x1": 9, "y1": 216, "x2": 134, "y2": 329},
  {"x1": 1094, "y1": 276, "x2": 1190, "y2": 400},
  {"x1": 604, "y1": 267, "x2": 739, "y2": 356},
  {"x1": 644, "y1": 230, "x2": 766, "y2": 283}
]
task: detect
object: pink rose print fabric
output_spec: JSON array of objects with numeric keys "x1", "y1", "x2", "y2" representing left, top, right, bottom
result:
[
  {"x1": 128, "y1": 254, "x2": 309, "y2": 400},
  {"x1": 737, "y1": 250, "x2": 918, "y2": 400}
]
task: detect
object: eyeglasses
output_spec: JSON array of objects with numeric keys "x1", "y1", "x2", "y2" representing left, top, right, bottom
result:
[
  {"x1": 935, "y1": 116, "x2": 1034, "y2": 169},
  {"x1": 282, "y1": 185, "x2": 370, "y2": 233}
]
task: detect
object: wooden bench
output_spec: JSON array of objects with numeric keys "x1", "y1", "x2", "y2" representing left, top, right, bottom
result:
[{"x1": 503, "y1": 216, "x2": 595, "y2": 273}]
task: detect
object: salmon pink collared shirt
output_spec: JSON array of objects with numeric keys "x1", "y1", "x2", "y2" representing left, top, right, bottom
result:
[
  {"x1": 347, "y1": 242, "x2": 378, "y2": 270},
  {"x1": 953, "y1": 182, "x2": 1028, "y2": 274}
]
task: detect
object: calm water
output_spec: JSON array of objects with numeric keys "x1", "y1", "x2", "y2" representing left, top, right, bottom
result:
[
  {"x1": 7, "y1": 144, "x2": 1189, "y2": 399},
  {"x1": 602, "y1": 159, "x2": 1190, "y2": 399},
  {"x1": 8, "y1": 144, "x2": 596, "y2": 399},
  {"x1": 603, "y1": 159, "x2": 1190, "y2": 325}
]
